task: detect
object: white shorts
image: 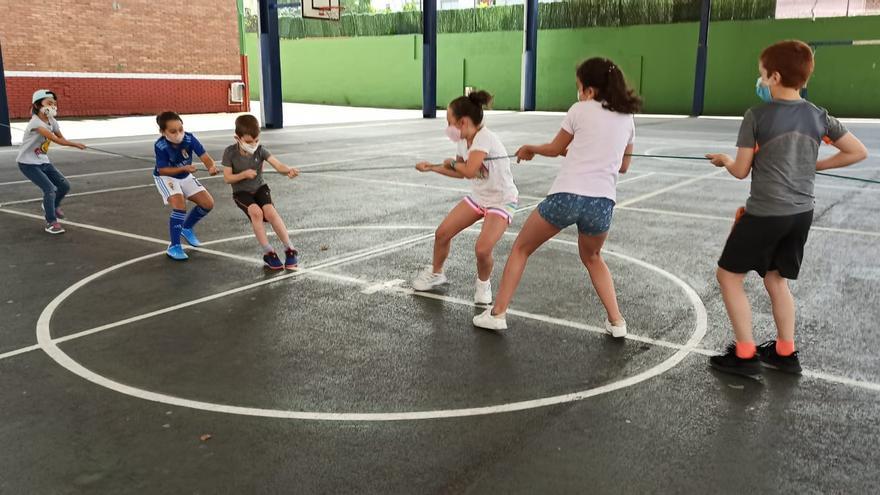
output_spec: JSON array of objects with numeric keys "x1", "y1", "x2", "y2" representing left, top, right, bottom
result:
[{"x1": 153, "y1": 174, "x2": 206, "y2": 205}]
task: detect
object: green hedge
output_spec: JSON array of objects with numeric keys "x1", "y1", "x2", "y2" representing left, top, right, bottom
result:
[{"x1": 251, "y1": 0, "x2": 776, "y2": 39}]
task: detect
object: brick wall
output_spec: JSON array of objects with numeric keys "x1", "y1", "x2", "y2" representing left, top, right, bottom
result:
[{"x1": 1, "y1": 0, "x2": 248, "y2": 118}]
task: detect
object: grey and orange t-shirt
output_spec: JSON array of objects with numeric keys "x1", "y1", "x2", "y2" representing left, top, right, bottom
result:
[{"x1": 737, "y1": 99, "x2": 848, "y2": 216}]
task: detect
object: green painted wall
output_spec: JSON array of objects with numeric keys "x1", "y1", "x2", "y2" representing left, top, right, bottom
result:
[
  {"x1": 704, "y1": 16, "x2": 880, "y2": 116},
  {"x1": 245, "y1": 15, "x2": 880, "y2": 117}
]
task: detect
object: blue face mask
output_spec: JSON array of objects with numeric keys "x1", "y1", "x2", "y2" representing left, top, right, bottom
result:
[{"x1": 755, "y1": 77, "x2": 772, "y2": 102}]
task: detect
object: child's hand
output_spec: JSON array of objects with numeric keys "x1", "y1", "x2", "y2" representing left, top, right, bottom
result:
[
  {"x1": 286, "y1": 167, "x2": 299, "y2": 178},
  {"x1": 705, "y1": 153, "x2": 732, "y2": 168},
  {"x1": 184, "y1": 164, "x2": 198, "y2": 174},
  {"x1": 416, "y1": 162, "x2": 433, "y2": 172},
  {"x1": 207, "y1": 165, "x2": 219, "y2": 176},
  {"x1": 515, "y1": 146, "x2": 535, "y2": 163},
  {"x1": 72, "y1": 142, "x2": 87, "y2": 150},
  {"x1": 242, "y1": 169, "x2": 258, "y2": 180}
]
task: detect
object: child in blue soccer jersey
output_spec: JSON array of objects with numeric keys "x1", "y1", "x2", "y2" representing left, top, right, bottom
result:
[{"x1": 153, "y1": 111, "x2": 219, "y2": 261}]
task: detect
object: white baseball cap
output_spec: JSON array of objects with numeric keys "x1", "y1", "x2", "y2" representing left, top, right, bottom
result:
[{"x1": 32, "y1": 89, "x2": 57, "y2": 104}]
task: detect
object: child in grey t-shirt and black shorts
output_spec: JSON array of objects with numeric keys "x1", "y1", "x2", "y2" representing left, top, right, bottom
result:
[
  {"x1": 222, "y1": 115, "x2": 300, "y2": 271},
  {"x1": 706, "y1": 40, "x2": 868, "y2": 378}
]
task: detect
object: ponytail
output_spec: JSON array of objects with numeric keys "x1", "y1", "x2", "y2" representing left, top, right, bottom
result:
[{"x1": 576, "y1": 58, "x2": 642, "y2": 114}]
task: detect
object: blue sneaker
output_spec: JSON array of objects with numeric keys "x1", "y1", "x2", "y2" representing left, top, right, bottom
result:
[
  {"x1": 284, "y1": 248, "x2": 299, "y2": 270},
  {"x1": 166, "y1": 244, "x2": 189, "y2": 261},
  {"x1": 263, "y1": 251, "x2": 283, "y2": 270},
  {"x1": 180, "y1": 228, "x2": 202, "y2": 247}
]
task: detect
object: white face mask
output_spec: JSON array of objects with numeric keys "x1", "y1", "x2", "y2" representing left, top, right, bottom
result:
[
  {"x1": 239, "y1": 140, "x2": 259, "y2": 155},
  {"x1": 165, "y1": 133, "x2": 184, "y2": 145},
  {"x1": 41, "y1": 106, "x2": 57, "y2": 118}
]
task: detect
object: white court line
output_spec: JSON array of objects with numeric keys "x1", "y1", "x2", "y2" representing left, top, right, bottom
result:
[
  {"x1": 0, "y1": 140, "x2": 453, "y2": 194},
  {"x1": 304, "y1": 171, "x2": 546, "y2": 201},
  {"x1": 616, "y1": 206, "x2": 880, "y2": 238},
  {"x1": 2, "y1": 220, "x2": 877, "y2": 396},
  {"x1": 0, "y1": 167, "x2": 155, "y2": 187},
  {"x1": 617, "y1": 172, "x2": 656, "y2": 185},
  {"x1": 305, "y1": 170, "x2": 653, "y2": 204},
  {"x1": 617, "y1": 169, "x2": 726, "y2": 208},
  {"x1": 361, "y1": 279, "x2": 405, "y2": 295},
  {"x1": 49, "y1": 232, "x2": 436, "y2": 346},
  {"x1": 0, "y1": 175, "x2": 226, "y2": 207},
  {"x1": 0, "y1": 208, "x2": 170, "y2": 245},
  {"x1": 32, "y1": 227, "x2": 709, "y2": 421},
  {"x1": 0, "y1": 344, "x2": 42, "y2": 361},
  {"x1": 638, "y1": 170, "x2": 880, "y2": 194}
]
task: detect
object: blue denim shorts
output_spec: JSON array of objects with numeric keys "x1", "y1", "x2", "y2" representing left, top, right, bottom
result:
[{"x1": 537, "y1": 193, "x2": 615, "y2": 236}]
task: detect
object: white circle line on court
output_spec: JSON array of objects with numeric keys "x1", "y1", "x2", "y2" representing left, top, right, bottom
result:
[{"x1": 36, "y1": 226, "x2": 707, "y2": 421}]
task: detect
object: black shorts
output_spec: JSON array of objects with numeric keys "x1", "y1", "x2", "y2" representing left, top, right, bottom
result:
[
  {"x1": 718, "y1": 208, "x2": 813, "y2": 279},
  {"x1": 233, "y1": 185, "x2": 273, "y2": 220}
]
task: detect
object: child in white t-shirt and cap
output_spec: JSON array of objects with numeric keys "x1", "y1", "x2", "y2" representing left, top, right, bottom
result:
[
  {"x1": 473, "y1": 58, "x2": 640, "y2": 334},
  {"x1": 413, "y1": 89, "x2": 519, "y2": 304},
  {"x1": 15, "y1": 89, "x2": 87, "y2": 234}
]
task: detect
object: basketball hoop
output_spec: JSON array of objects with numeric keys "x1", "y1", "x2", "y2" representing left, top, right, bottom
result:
[{"x1": 303, "y1": 0, "x2": 342, "y2": 20}]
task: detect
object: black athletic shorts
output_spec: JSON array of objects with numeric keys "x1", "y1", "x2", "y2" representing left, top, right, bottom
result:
[
  {"x1": 718, "y1": 208, "x2": 813, "y2": 280},
  {"x1": 233, "y1": 184, "x2": 273, "y2": 220}
]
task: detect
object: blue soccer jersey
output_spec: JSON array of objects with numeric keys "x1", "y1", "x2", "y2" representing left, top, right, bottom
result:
[{"x1": 153, "y1": 133, "x2": 207, "y2": 179}]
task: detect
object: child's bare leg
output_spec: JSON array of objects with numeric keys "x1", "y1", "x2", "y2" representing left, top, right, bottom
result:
[
  {"x1": 764, "y1": 270, "x2": 796, "y2": 345},
  {"x1": 432, "y1": 200, "x2": 483, "y2": 274},
  {"x1": 247, "y1": 204, "x2": 270, "y2": 248},
  {"x1": 474, "y1": 214, "x2": 508, "y2": 281},
  {"x1": 717, "y1": 267, "x2": 754, "y2": 353},
  {"x1": 577, "y1": 232, "x2": 623, "y2": 324},
  {"x1": 262, "y1": 205, "x2": 292, "y2": 248},
  {"x1": 492, "y1": 211, "x2": 560, "y2": 315}
]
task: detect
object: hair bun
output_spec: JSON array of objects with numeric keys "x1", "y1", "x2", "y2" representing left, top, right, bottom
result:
[{"x1": 467, "y1": 89, "x2": 494, "y2": 108}]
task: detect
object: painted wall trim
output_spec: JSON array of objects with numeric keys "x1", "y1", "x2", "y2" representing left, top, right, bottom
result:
[{"x1": 6, "y1": 71, "x2": 242, "y2": 80}]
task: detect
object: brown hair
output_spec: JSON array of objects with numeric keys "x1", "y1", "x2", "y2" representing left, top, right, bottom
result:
[
  {"x1": 235, "y1": 114, "x2": 261, "y2": 138},
  {"x1": 156, "y1": 111, "x2": 182, "y2": 131},
  {"x1": 760, "y1": 40, "x2": 814, "y2": 89},
  {"x1": 576, "y1": 58, "x2": 642, "y2": 114},
  {"x1": 448, "y1": 90, "x2": 493, "y2": 125}
]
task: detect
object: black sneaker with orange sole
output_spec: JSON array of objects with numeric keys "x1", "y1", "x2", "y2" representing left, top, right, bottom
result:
[
  {"x1": 709, "y1": 343, "x2": 762, "y2": 378},
  {"x1": 756, "y1": 341, "x2": 802, "y2": 374}
]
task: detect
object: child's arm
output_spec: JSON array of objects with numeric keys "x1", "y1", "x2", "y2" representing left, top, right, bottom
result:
[
  {"x1": 706, "y1": 148, "x2": 755, "y2": 179},
  {"x1": 620, "y1": 143, "x2": 634, "y2": 174},
  {"x1": 157, "y1": 165, "x2": 197, "y2": 176},
  {"x1": 415, "y1": 159, "x2": 466, "y2": 179},
  {"x1": 35, "y1": 127, "x2": 86, "y2": 150},
  {"x1": 222, "y1": 165, "x2": 258, "y2": 184},
  {"x1": 198, "y1": 152, "x2": 219, "y2": 176},
  {"x1": 265, "y1": 155, "x2": 299, "y2": 178},
  {"x1": 449, "y1": 150, "x2": 489, "y2": 179},
  {"x1": 817, "y1": 133, "x2": 868, "y2": 171},
  {"x1": 515, "y1": 130, "x2": 574, "y2": 162}
]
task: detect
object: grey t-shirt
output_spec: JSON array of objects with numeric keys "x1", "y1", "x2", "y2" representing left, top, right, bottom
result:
[
  {"x1": 222, "y1": 144, "x2": 272, "y2": 194},
  {"x1": 16, "y1": 115, "x2": 61, "y2": 165},
  {"x1": 737, "y1": 100, "x2": 848, "y2": 216}
]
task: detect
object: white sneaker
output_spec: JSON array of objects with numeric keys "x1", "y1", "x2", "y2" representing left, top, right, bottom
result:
[
  {"x1": 473, "y1": 308, "x2": 507, "y2": 331},
  {"x1": 412, "y1": 267, "x2": 447, "y2": 291},
  {"x1": 605, "y1": 318, "x2": 627, "y2": 338},
  {"x1": 474, "y1": 278, "x2": 492, "y2": 305}
]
